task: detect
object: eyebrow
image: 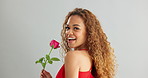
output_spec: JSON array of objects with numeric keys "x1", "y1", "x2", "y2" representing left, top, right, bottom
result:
[{"x1": 66, "y1": 24, "x2": 80, "y2": 27}]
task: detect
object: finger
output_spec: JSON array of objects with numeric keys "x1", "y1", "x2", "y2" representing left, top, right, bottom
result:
[
  {"x1": 43, "y1": 70, "x2": 52, "y2": 78},
  {"x1": 41, "y1": 73, "x2": 45, "y2": 77},
  {"x1": 40, "y1": 75, "x2": 43, "y2": 78},
  {"x1": 40, "y1": 74, "x2": 44, "y2": 78},
  {"x1": 41, "y1": 69, "x2": 44, "y2": 73},
  {"x1": 43, "y1": 70, "x2": 50, "y2": 76},
  {"x1": 43, "y1": 70, "x2": 49, "y2": 74},
  {"x1": 40, "y1": 71, "x2": 46, "y2": 78}
]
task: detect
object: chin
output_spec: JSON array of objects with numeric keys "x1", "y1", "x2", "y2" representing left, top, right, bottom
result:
[
  {"x1": 69, "y1": 46, "x2": 75, "y2": 48},
  {"x1": 68, "y1": 45, "x2": 77, "y2": 48}
]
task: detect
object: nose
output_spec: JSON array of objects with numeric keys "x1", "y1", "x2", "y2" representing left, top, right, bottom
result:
[{"x1": 66, "y1": 29, "x2": 73, "y2": 36}]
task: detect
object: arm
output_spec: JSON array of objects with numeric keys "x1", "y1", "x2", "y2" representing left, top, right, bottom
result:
[{"x1": 65, "y1": 51, "x2": 80, "y2": 78}]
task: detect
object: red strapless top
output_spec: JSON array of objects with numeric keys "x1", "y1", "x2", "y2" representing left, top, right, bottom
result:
[{"x1": 56, "y1": 64, "x2": 94, "y2": 78}]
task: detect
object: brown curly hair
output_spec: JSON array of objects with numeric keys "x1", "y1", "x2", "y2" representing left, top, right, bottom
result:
[{"x1": 61, "y1": 8, "x2": 116, "y2": 78}]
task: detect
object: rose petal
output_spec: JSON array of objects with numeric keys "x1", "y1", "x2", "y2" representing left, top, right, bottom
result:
[{"x1": 50, "y1": 40, "x2": 60, "y2": 49}]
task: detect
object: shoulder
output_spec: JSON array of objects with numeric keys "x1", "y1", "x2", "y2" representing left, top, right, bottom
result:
[
  {"x1": 65, "y1": 51, "x2": 82, "y2": 63},
  {"x1": 65, "y1": 51, "x2": 82, "y2": 57},
  {"x1": 64, "y1": 51, "x2": 83, "y2": 77},
  {"x1": 65, "y1": 50, "x2": 92, "y2": 72},
  {"x1": 64, "y1": 50, "x2": 90, "y2": 65},
  {"x1": 65, "y1": 50, "x2": 88, "y2": 60}
]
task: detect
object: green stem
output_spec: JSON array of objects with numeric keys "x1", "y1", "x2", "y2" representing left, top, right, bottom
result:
[
  {"x1": 43, "y1": 59, "x2": 46, "y2": 69},
  {"x1": 48, "y1": 47, "x2": 53, "y2": 55},
  {"x1": 42, "y1": 47, "x2": 53, "y2": 69}
]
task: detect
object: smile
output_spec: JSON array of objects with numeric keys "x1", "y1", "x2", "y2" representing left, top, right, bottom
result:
[{"x1": 67, "y1": 38, "x2": 76, "y2": 43}]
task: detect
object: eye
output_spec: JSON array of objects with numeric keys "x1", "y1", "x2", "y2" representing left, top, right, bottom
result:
[
  {"x1": 74, "y1": 27, "x2": 80, "y2": 30},
  {"x1": 65, "y1": 27, "x2": 70, "y2": 30}
]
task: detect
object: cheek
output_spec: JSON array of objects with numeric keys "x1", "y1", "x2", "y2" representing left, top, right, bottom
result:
[
  {"x1": 65, "y1": 31, "x2": 68, "y2": 37},
  {"x1": 76, "y1": 31, "x2": 86, "y2": 39},
  {"x1": 75, "y1": 32, "x2": 82, "y2": 37},
  {"x1": 82, "y1": 31, "x2": 87, "y2": 40}
]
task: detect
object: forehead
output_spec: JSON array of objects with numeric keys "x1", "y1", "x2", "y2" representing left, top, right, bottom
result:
[{"x1": 66, "y1": 15, "x2": 84, "y2": 25}]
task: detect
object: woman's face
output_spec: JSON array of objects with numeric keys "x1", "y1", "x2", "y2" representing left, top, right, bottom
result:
[{"x1": 65, "y1": 15, "x2": 87, "y2": 50}]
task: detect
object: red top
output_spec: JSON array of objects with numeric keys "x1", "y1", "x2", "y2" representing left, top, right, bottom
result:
[{"x1": 56, "y1": 64, "x2": 94, "y2": 78}]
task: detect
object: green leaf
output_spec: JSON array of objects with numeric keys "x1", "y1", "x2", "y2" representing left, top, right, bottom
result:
[
  {"x1": 42, "y1": 63, "x2": 46, "y2": 69},
  {"x1": 35, "y1": 60, "x2": 41, "y2": 64},
  {"x1": 46, "y1": 54, "x2": 50, "y2": 61},
  {"x1": 48, "y1": 60, "x2": 53, "y2": 64},
  {"x1": 51, "y1": 57, "x2": 60, "y2": 61},
  {"x1": 39, "y1": 57, "x2": 44, "y2": 63}
]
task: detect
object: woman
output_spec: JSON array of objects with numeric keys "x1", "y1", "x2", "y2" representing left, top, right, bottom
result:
[{"x1": 40, "y1": 8, "x2": 116, "y2": 78}]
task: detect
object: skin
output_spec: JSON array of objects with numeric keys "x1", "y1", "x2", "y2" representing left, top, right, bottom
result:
[
  {"x1": 65, "y1": 15, "x2": 87, "y2": 50},
  {"x1": 40, "y1": 15, "x2": 92, "y2": 78}
]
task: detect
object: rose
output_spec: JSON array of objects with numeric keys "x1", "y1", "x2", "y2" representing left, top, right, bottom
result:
[
  {"x1": 50, "y1": 40, "x2": 60, "y2": 49},
  {"x1": 35, "y1": 40, "x2": 60, "y2": 69}
]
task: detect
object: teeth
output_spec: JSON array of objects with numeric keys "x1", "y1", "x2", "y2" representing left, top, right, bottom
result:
[{"x1": 68, "y1": 38, "x2": 75, "y2": 39}]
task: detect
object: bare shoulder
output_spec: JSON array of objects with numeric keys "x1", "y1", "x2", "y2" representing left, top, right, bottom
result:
[
  {"x1": 64, "y1": 51, "x2": 87, "y2": 77},
  {"x1": 65, "y1": 50, "x2": 91, "y2": 65},
  {"x1": 65, "y1": 50, "x2": 92, "y2": 72},
  {"x1": 65, "y1": 50, "x2": 89, "y2": 60},
  {"x1": 65, "y1": 50, "x2": 82, "y2": 57},
  {"x1": 65, "y1": 51, "x2": 82, "y2": 62}
]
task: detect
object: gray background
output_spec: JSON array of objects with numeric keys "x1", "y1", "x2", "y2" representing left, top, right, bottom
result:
[{"x1": 0, "y1": 0, "x2": 148, "y2": 78}]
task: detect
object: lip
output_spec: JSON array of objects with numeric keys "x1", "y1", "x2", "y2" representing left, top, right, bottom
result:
[{"x1": 67, "y1": 39, "x2": 76, "y2": 43}]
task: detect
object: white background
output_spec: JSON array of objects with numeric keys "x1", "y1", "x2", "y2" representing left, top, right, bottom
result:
[{"x1": 0, "y1": 0, "x2": 148, "y2": 78}]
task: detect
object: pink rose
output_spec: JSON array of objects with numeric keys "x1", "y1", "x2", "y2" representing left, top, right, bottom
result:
[{"x1": 50, "y1": 40, "x2": 60, "y2": 49}]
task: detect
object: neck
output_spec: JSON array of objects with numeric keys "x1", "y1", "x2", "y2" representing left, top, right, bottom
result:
[
  {"x1": 79, "y1": 49, "x2": 88, "y2": 50},
  {"x1": 74, "y1": 48, "x2": 88, "y2": 50},
  {"x1": 74, "y1": 44, "x2": 87, "y2": 50}
]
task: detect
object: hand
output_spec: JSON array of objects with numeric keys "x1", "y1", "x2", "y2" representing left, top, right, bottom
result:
[{"x1": 40, "y1": 69, "x2": 52, "y2": 78}]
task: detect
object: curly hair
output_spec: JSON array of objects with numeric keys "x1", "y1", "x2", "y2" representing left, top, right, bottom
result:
[{"x1": 61, "y1": 8, "x2": 116, "y2": 78}]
